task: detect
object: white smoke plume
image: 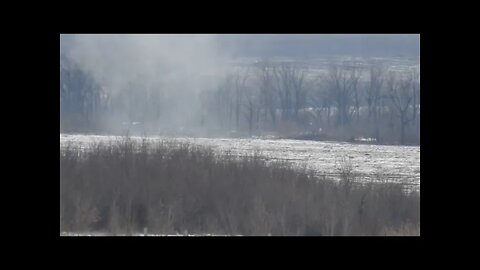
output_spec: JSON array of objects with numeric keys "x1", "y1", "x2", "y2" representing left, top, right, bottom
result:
[{"x1": 60, "y1": 34, "x2": 232, "y2": 134}]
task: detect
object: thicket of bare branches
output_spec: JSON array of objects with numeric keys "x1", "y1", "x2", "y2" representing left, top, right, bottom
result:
[{"x1": 60, "y1": 138, "x2": 420, "y2": 236}]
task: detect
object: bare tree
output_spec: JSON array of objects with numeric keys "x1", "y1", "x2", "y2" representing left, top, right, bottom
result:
[
  {"x1": 60, "y1": 58, "x2": 105, "y2": 131},
  {"x1": 243, "y1": 82, "x2": 261, "y2": 136},
  {"x1": 365, "y1": 65, "x2": 385, "y2": 140},
  {"x1": 256, "y1": 60, "x2": 278, "y2": 129},
  {"x1": 292, "y1": 67, "x2": 307, "y2": 121},
  {"x1": 326, "y1": 65, "x2": 356, "y2": 127},
  {"x1": 274, "y1": 64, "x2": 292, "y2": 121},
  {"x1": 214, "y1": 73, "x2": 235, "y2": 131},
  {"x1": 348, "y1": 66, "x2": 362, "y2": 122},
  {"x1": 410, "y1": 69, "x2": 420, "y2": 135},
  {"x1": 309, "y1": 74, "x2": 335, "y2": 128},
  {"x1": 387, "y1": 70, "x2": 418, "y2": 144},
  {"x1": 274, "y1": 63, "x2": 306, "y2": 122},
  {"x1": 233, "y1": 68, "x2": 249, "y2": 132}
]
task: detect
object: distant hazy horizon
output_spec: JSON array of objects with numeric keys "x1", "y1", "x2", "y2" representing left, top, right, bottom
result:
[
  {"x1": 215, "y1": 34, "x2": 419, "y2": 58},
  {"x1": 61, "y1": 34, "x2": 419, "y2": 59}
]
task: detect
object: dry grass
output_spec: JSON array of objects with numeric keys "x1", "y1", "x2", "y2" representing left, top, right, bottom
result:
[{"x1": 60, "y1": 137, "x2": 420, "y2": 236}]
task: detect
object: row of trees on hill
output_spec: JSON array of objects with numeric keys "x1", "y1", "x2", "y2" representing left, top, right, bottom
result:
[
  {"x1": 60, "y1": 58, "x2": 419, "y2": 145},
  {"x1": 206, "y1": 60, "x2": 419, "y2": 144}
]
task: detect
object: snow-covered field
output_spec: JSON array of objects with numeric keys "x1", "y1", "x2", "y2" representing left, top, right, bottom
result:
[{"x1": 60, "y1": 133, "x2": 420, "y2": 190}]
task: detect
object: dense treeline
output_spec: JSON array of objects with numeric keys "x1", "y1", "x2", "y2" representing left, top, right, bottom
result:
[
  {"x1": 207, "y1": 60, "x2": 419, "y2": 145},
  {"x1": 60, "y1": 57, "x2": 419, "y2": 145}
]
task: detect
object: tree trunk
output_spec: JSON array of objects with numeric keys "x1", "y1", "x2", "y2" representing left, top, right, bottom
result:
[
  {"x1": 248, "y1": 108, "x2": 253, "y2": 137},
  {"x1": 235, "y1": 101, "x2": 240, "y2": 131},
  {"x1": 327, "y1": 106, "x2": 331, "y2": 127},
  {"x1": 400, "y1": 114, "x2": 405, "y2": 145}
]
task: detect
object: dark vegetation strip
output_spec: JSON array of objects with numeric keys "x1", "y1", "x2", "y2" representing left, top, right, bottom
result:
[{"x1": 60, "y1": 138, "x2": 420, "y2": 236}]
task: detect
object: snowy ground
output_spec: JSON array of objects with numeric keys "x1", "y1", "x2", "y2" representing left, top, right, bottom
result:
[{"x1": 60, "y1": 133, "x2": 420, "y2": 190}]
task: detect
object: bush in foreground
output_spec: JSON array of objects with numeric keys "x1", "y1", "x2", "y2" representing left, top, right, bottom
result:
[{"x1": 60, "y1": 138, "x2": 419, "y2": 236}]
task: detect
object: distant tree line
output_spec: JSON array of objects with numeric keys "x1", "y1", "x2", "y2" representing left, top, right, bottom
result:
[
  {"x1": 207, "y1": 60, "x2": 419, "y2": 145},
  {"x1": 60, "y1": 56, "x2": 419, "y2": 145}
]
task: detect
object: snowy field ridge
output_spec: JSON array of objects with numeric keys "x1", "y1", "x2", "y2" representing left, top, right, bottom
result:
[{"x1": 60, "y1": 133, "x2": 420, "y2": 190}]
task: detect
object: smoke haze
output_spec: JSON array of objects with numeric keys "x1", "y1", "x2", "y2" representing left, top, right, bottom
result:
[
  {"x1": 60, "y1": 34, "x2": 419, "y2": 139},
  {"x1": 61, "y1": 34, "x2": 231, "y2": 134}
]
